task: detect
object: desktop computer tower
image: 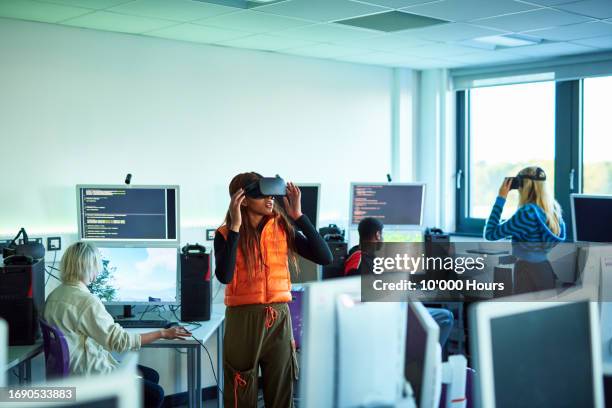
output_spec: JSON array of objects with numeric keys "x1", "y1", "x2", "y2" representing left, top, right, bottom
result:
[
  {"x1": 180, "y1": 251, "x2": 211, "y2": 322},
  {"x1": 0, "y1": 259, "x2": 43, "y2": 345},
  {"x1": 424, "y1": 228, "x2": 451, "y2": 281},
  {"x1": 322, "y1": 242, "x2": 348, "y2": 280}
]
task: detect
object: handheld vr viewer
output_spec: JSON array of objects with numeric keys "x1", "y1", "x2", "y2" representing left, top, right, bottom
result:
[
  {"x1": 244, "y1": 175, "x2": 286, "y2": 199},
  {"x1": 509, "y1": 167, "x2": 547, "y2": 190}
]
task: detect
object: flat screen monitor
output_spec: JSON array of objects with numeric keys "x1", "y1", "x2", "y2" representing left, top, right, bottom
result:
[
  {"x1": 470, "y1": 299, "x2": 603, "y2": 408},
  {"x1": 277, "y1": 184, "x2": 319, "y2": 227},
  {"x1": 1, "y1": 353, "x2": 141, "y2": 407},
  {"x1": 77, "y1": 185, "x2": 179, "y2": 244},
  {"x1": 350, "y1": 183, "x2": 425, "y2": 228},
  {"x1": 299, "y1": 277, "x2": 361, "y2": 408},
  {"x1": 405, "y1": 301, "x2": 441, "y2": 408},
  {"x1": 92, "y1": 247, "x2": 178, "y2": 305},
  {"x1": 298, "y1": 184, "x2": 319, "y2": 227},
  {"x1": 571, "y1": 194, "x2": 612, "y2": 243},
  {"x1": 335, "y1": 294, "x2": 405, "y2": 407}
]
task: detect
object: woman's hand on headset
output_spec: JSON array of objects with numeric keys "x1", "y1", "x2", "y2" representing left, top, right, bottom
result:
[
  {"x1": 499, "y1": 177, "x2": 513, "y2": 199},
  {"x1": 229, "y1": 188, "x2": 245, "y2": 232},
  {"x1": 284, "y1": 182, "x2": 303, "y2": 221}
]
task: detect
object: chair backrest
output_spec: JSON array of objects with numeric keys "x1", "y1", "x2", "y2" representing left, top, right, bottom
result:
[
  {"x1": 288, "y1": 290, "x2": 304, "y2": 349},
  {"x1": 39, "y1": 319, "x2": 70, "y2": 378}
]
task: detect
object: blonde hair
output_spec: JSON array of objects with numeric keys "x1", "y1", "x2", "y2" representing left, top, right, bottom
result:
[
  {"x1": 518, "y1": 166, "x2": 562, "y2": 236},
  {"x1": 60, "y1": 242, "x2": 101, "y2": 284}
]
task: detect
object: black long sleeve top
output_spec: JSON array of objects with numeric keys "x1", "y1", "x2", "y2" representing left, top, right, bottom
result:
[{"x1": 214, "y1": 214, "x2": 333, "y2": 284}]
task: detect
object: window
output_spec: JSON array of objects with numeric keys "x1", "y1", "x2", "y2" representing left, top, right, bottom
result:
[
  {"x1": 457, "y1": 82, "x2": 556, "y2": 233},
  {"x1": 582, "y1": 76, "x2": 612, "y2": 194}
]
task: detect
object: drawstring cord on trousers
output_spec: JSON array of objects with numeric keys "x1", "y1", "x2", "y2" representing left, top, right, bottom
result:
[
  {"x1": 234, "y1": 372, "x2": 247, "y2": 408},
  {"x1": 265, "y1": 306, "x2": 278, "y2": 329}
]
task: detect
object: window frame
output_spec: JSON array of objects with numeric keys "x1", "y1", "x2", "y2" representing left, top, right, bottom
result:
[{"x1": 455, "y1": 80, "x2": 582, "y2": 238}]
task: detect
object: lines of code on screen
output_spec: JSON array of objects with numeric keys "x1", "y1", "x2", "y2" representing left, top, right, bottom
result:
[
  {"x1": 351, "y1": 184, "x2": 423, "y2": 226},
  {"x1": 80, "y1": 188, "x2": 176, "y2": 240}
]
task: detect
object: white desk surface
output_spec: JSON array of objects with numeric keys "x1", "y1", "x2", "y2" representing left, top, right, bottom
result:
[
  {"x1": 125, "y1": 303, "x2": 226, "y2": 346},
  {"x1": 5, "y1": 341, "x2": 43, "y2": 370}
]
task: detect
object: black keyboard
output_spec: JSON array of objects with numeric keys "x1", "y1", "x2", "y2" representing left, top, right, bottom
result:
[{"x1": 116, "y1": 319, "x2": 170, "y2": 328}]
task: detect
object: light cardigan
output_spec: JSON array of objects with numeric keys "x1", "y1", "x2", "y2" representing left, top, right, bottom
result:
[{"x1": 43, "y1": 281, "x2": 141, "y2": 375}]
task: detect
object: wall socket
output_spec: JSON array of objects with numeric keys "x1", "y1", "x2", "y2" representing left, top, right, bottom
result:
[{"x1": 47, "y1": 237, "x2": 62, "y2": 251}]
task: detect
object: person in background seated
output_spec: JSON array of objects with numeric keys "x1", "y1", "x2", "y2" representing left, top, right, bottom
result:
[
  {"x1": 484, "y1": 166, "x2": 566, "y2": 294},
  {"x1": 44, "y1": 242, "x2": 191, "y2": 408},
  {"x1": 344, "y1": 217, "x2": 454, "y2": 347}
]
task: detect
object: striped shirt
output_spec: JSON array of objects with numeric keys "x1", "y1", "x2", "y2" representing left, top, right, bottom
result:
[
  {"x1": 484, "y1": 197, "x2": 566, "y2": 261},
  {"x1": 484, "y1": 196, "x2": 566, "y2": 242}
]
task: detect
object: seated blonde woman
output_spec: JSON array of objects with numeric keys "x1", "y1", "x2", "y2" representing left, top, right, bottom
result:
[{"x1": 44, "y1": 242, "x2": 190, "y2": 408}]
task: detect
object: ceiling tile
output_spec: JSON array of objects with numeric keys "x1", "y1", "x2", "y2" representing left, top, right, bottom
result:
[
  {"x1": 284, "y1": 43, "x2": 371, "y2": 58},
  {"x1": 400, "y1": 0, "x2": 539, "y2": 22},
  {"x1": 0, "y1": 0, "x2": 90, "y2": 23},
  {"x1": 572, "y1": 34, "x2": 612, "y2": 48},
  {"x1": 193, "y1": 10, "x2": 314, "y2": 33},
  {"x1": 521, "y1": 0, "x2": 578, "y2": 5},
  {"x1": 217, "y1": 33, "x2": 320, "y2": 51},
  {"x1": 444, "y1": 49, "x2": 529, "y2": 64},
  {"x1": 556, "y1": 0, "x2": 612, "y2": 19},
  {"x1": 524, "y1": 21, "x2": 612, "y2": 41},
  {"x1": 349, "y1": 0, "x2": 443, "y2": 7},
  {"x1": 400, "y1": 42, "x2": 477, "y2": 57},
  {"x1": 255, "y1": 0, "x2": 390, "y2": 22},
  {"x1": 277, "y1": 23, "x2": 380, "y2": 42},
  {"x1": 333, "y1": 33, "x2": 436, "y2": 51},
  {"x1": 503, "y1": 41, "x2": 596, "y2": 57},
  {"x1": 62, "y1": 10, "x2": 176, "y2": 33},
  {"x1": 337, "y1": 51, "x2": 456, "y2": 68},
  {"x1": 37, "y1": 0, "x2": 133, "y2": 8},
  {"x1": 147, "y1": 23, "x2": 252, "y2": 42},
  {"x1": 108, "y1": 0, "x2": 238, "y2": 22},
  {"x1": 475, "y1": 8, "x2": 592, "y2": 32},
  {"x1": 400, "y1": 22, "x2": 507, "y2": 41}
]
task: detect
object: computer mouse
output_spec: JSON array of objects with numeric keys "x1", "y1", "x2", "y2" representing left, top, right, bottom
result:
[{"x1": 164, "y1": 321, "x2": 179, "y2": 329}]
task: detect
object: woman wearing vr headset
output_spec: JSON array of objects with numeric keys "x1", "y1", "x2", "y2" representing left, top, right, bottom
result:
[
  {"x1": 484, "y1": 166, "x2": 566, "y2": 294},
  {"x1": 214, "y1": 172, "x2": 332, "y2": 408}
]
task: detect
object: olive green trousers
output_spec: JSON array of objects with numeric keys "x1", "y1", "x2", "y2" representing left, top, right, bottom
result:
[{"x1": 223, "y1": 303, "x2": 298, "y2": 408}]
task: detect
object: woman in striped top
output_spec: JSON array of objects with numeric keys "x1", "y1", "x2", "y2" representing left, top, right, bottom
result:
[{"x1": 484, "y1": 166, "x2": 566, "y2": 294}]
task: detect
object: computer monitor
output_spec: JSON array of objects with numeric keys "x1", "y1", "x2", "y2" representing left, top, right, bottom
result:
[
  {"x1": 571, "y1": 194, "x2": 612, "y2": 243},
  {"x1": 297, "y1": 184, "x2": 319, "y2": 227},
  {"x1": 277, "y1": 183, "x2": 319, "y2": 226},
  {"x1": 350, "y1": 183, "x2": 425, "y2": 228},
  {"x1": 336, "y1": 294, "x2": 405, "y2": 407},
  {"x1": 470, "y1": 298, "x2": 604, "y2": 408},
  {"x1": 0, "y1": 318, "x2": 6, "y2": 387},
  {"x1": 92, "y1": 246, "x2": 178, "y2": 305},
  {"x1": 76, "y1": 185, "x2": 179, "y2": 244},
  {"x1": 299, "y1": 277, "x2": 361, "y2": 408},
  {"x1": 1, "y1": 353, "x2": 140, "y2": 407},
  {"x1": 405, "y1": 301, "x2": 442, "y2": 408}
]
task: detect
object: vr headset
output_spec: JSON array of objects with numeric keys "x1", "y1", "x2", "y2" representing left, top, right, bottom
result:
[
  {"x1": 509, "y1": 167, "x2": 546, "y2": 190},
  {"x1": 244, "y1": 175, "x2": 286, "y2": 199}
]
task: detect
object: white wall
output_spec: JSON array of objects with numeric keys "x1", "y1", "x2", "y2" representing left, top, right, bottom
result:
[
  {"x1": 0, "y1": 17, "x2": 396, "y2": 237},
  {"x1": 0, "y1": 17, "x2": 415, "y2": 395}
]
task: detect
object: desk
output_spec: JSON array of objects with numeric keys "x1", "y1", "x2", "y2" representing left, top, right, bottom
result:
[
  {"x1": 125, "y1": 304, "x2": 225, "y2": 408},
  {"x1": 5, "y1": 341, "x2": 43, "y2": 385}
]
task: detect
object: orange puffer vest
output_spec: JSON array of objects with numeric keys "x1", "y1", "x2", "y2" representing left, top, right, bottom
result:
[{"x1": 217, "y1": 216, "x2": 292, "y2": 306}]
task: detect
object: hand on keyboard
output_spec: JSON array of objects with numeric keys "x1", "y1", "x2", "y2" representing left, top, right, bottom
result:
[{"x1": 161, "y1": 326, "x2": 191, "y2": 340}]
